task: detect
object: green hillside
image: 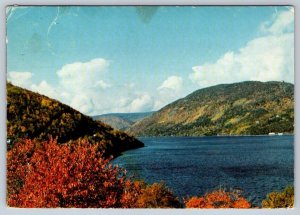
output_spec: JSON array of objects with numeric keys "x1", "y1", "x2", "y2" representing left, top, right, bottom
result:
[
  {"x1": 127, "y1": 81, "x2": 294, "y2": 136},
  {"x1": 7, "y1": 83, "x2": 144, "y2": 157}
]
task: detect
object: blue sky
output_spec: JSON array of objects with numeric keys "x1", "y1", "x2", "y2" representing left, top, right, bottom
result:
[{"x1": 7, "y1": 6, "x2": 294, "y2": 115}]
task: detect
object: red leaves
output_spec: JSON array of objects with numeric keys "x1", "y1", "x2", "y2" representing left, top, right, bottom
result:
[
  {"x1": 7, "y1": 138, "x2": 126, "y2": 208},
  {"x1": 7, "y1": 139, "x2": 38, "y2": 196},
  {"x1": 185, "y1": 189, "x2": 251, "y2": 208}
]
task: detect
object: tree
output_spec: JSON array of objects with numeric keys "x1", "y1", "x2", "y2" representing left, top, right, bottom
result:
[
  {"x1": 185, "y1": 189, "x2": 251, "y2": 208},
  {"x1": 135, "y1": 182, "x2": 181, "y2": 208},
  {"x1": 121, "y1": 180, "x2": 145, "y2": 208},
  {"x1": 121, "y1": 181, "x2": 181, "y2": 208},
  {"x1": 8, "y1": 138, "x2": 127, "y2": 208},
  {"x1": 262, "y1": 186, "x2": 294, "y2": 208}
]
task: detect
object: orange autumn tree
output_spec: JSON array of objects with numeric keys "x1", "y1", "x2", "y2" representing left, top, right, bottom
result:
[
  {"x1": 121, "y1": 180, "x2": 145, "y2": 207},
  {"x1": 185, "y1": 189, "x2": 251, "y2": 209},
  {"x1": 135, "y1": 182, "x2": 181, "y2": 208},
  {"x1": 121, "y1": 180, "x2": 181, "y2": 208},
  {"x1": 7, "y1": 138, "x2": 127, "y2": 208}
]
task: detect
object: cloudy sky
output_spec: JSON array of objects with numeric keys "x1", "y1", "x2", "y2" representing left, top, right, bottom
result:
[{"x1": 7, "y1": 6, "x2": 294, "y2": 115}]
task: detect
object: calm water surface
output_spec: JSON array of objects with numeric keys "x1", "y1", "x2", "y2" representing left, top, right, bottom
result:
[{"x1": 113, "y1": 135, "x2": 294, "y2": 205}]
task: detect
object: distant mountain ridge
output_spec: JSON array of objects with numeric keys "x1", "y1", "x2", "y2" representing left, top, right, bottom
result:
[
  {"x1": 92, "y1": 112, "x2": 154, "y2": 130},
  {"x1": 7, "y1": 83, "x2": 144, "y2": 157},
  {"x1": 127, "y1": 81, "x2": 294, "y2": 136}
]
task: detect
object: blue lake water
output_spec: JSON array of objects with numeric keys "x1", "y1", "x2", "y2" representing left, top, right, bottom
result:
[{"x1": 113, "y1": 135, "x2": 294, "y2": 206}]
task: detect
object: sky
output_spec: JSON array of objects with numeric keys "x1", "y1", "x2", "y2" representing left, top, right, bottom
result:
[{"x1": 6, "y1": 6, "x2": 294, "y2": 116}]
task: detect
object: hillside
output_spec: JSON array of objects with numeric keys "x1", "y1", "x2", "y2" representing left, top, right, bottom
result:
[
  {"x1": 127, "y1": 81, "x2": 294, "y2": 136},
  {"x1": 94, "y1": 115, "x2": 133, "y2": 130},
  {"x1": 7, "y1": 83, "x2": 144, "y2": 156},
  {"x1": 92, "y1": 112, "x2": 154, "y2": 130}
]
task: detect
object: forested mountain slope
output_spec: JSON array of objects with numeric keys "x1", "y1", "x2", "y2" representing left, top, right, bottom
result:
[
  {"x1": 7, "y1": 83, "x2": 144, "y2": 156},
  {"x1": 127, "y1": 81, "x2": 294, "y2": 136}
]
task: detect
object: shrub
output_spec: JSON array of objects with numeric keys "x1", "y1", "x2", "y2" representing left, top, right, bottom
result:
[
  {"x1": 135, "y1": 182, "x2": 181, "y2": 208},
  {"x1": 121, "y1": 180, "x2": 146, "y2": 208},
  {"x1": 185, "y1": 189, "x2": 251, "y2": 208},
  {"x1": 262, "y1": 186, "x2": 294, "y2": 208},
  {"x1": 121, "y1": 180, "x2": 181, "y2": 208},
  {"x1": 7, "y1": 138, "x2": 127, "y2": 208}
]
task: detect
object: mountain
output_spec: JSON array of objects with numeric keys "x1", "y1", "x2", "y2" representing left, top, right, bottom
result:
[
  {"x1": 127, "y1": 81, "x2": 294, "y2": 136},
  {"x1": 92, "y1": 112, "x2": 154, "y2": 131},
  {"x1": 7, "y1": 83, "x2": 144, "y2": 157},
  {"x1": 93, "y1": 115, "x2": 133, "y2": 131}
]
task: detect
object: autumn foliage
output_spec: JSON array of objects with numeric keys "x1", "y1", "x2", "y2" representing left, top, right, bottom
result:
[
  {"x1": 121, "y1": 180, "x2": 181, "y2": 208},
  {"x1": 262, "y1": 186, "x2": 294, "y2": 208},
  {"x1": 7, "y1": 138, "x2": 127, "y2": 207},
  {"x1": 7, "y1": 139, "x2": 39, "y2": 196},
  {"x1": 7, "y1": 138, "x2": 180, "y2": 208},
  {"x1": 135, "y1": 182, "x2": 181, "y2": 208},
  {"x1": 185, "y1": 189, "x2": 251, "y2": 209}
]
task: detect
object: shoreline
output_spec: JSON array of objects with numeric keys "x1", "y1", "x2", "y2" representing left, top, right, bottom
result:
[{"x1": 137, "y1": 134, "x2": 294, "y2": 139}]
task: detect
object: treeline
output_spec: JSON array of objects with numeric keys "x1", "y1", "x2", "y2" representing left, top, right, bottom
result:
[{"x1": 7, "y1": 138, "x2": 293, "y2": 208}]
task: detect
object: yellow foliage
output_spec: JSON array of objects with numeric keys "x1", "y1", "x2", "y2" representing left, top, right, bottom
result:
[{"x1": 41, "y1": 98, "x2": 52, "y2": 107}]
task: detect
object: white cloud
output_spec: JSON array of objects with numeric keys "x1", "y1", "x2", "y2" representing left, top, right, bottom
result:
[
  {"x1": 7, "y1": 59, "x2": 156, "y2": 115},
  {"x1": 7, "y1": 71, "x2": 33, "y2": 88},
  {"x1": 107, "y1": 92, "x2": 154, "y2": 113},
  {"x1": 261, "y1": 8, "x2": 294, "y2": 34},
  {"x1": 53, "y1": 58, "x2": 112, "y2": 114},
  {"x1": 70, "y1": 94, "x2": 95, "y2": 114},
  {"x1": 8, "y1": 58, "x2": 112, "y2": 115},
  {"x1": 31, "y1": 80, "x2": 58, "y2": 100},
  {"x1": 7, "y1": 72, "x2": 61, "y2": 102},
  {"x1": 190, "y1": 9, "x2": 294, "y2": 88},
  {"x1": 154, "y1": 76, "x2": 184, "y2": 110},
  {"x1": 118, "y1": 97, "x2": 131, "y2": 108},
  {"x1": 95, "y1": 80, "x2": 111, "y2": 89},
  {"x1": 127, "y1": 93, "x2": 153, "y2": 113},
  {"x1": 57, "y1": 58, "x2": 110, "y2": 91},
  {"x1": 158, "y1": 75, "x2": 183, "y2": 91}
]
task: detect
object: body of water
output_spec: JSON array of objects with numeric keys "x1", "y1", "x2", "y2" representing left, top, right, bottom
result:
[{"x1": 113, "y1": 135, "x2": 294, "y2": 206}]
